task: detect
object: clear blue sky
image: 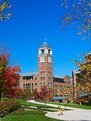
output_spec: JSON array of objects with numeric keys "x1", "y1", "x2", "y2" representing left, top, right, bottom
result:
[{"x1": 0, "y1": 0, "x2": 91, "y2": 76}]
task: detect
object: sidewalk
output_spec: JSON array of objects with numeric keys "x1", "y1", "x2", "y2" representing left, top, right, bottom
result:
[
  {"x1": 46, "y1": 109, "x2": 91, "y2": 120},
  {"x1": 28, "y1": 100, "x2": 91, "y2": 120}
]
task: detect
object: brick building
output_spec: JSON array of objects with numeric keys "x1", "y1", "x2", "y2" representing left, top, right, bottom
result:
[{"x1": 19, "y1": 42, "x2": 71, "y2": 100}]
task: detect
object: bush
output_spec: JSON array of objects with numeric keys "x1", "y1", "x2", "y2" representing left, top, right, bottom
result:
[{"x1": 0, "y1": 100, "x2": 20, "y2": 117}]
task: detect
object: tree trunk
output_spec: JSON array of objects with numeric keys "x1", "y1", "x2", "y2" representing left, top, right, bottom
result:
[{"x1": 45, "y1": 101, "x2": 46, "y2": 109}]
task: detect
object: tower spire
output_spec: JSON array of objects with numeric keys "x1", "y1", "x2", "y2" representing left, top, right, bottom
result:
[{"x1": 41, "y1": 41, "x2": 49, "y2": 48}]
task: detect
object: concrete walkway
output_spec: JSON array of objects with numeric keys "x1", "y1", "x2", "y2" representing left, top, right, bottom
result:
[{"x1": 28, "y1": 100, "x2": 91, "y2": 121}]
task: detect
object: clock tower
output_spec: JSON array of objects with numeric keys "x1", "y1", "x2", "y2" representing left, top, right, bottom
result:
[{"x1": 38, "y1": 42, "x2": 53, "y2": 90}]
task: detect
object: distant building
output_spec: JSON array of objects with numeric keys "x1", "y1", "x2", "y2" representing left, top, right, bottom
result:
[
  {"x1": 19, "y1": 42, "x2": 71, "y2": 100},
  {"x1": 72, "y1": 70, "x2": 80, "y2": 98}
]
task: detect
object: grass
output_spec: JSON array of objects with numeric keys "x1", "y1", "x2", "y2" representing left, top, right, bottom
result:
[
  {"x1": 15, "y1": 99, "x2": 60, "y2": 109},
  {"x1": 15, "y1": 99, "x2": 42, "y2": 106},
  {"x1": 1, "y1": 109, "x2": 60, "y2": 121},
  {"x1": 1, "y1": 98, "x2": 61, "y2": 121},
  {"x1": 16, "y1": 98, "x2": 91, "y2": 110},
  {"x1": 2, "y1": 98, "x2": 91, "y2": 110},
  {"x1": 1, "y1": 98, "x2": 59, "y2": 110},
  {"x1": 47, "y1": 102, "x2": 91, "y2": 110}
]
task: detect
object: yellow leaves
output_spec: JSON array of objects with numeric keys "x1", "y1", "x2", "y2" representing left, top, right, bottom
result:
[
  {"x1": 0, "y1": 0, "x2": 12, "y2": 21},
  {"x1": 7, "y1": 13, "x2": 11, "y2": 17},
  {"x1": 0, "y1": 1, "x2": 7, "y2": 12},
  {"x1": 76, "y1": 61, "x2": 82, "y2": 67}
]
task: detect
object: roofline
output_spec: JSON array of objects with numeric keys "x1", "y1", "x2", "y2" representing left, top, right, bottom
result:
[{"x1": 20, "y1": 72, "x2": 38, "y2": 76}]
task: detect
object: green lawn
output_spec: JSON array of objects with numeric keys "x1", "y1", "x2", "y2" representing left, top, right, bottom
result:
[
  {"x1": 15, "y1": 99, "x2": 42, "y2": 106},
  {"x1": 47, "y1": 102, "x2": 91, "y2": 110},
  {"x1": 15, "y1": 99, "x2": 60, "y2": 109},
  {"x1": 1, "y1": 99, "x2": 61, "y2": 121},
  {"x1": 1, "y1": 109, "x2": 60, "y2": 121},
  {"x1": 2, "y1": 98, "x2": 91, "y2": 110}
]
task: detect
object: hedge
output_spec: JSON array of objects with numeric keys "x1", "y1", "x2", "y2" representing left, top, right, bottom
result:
[{"x1": 0, "y1": 100, "x2": 21, "y2": 117}]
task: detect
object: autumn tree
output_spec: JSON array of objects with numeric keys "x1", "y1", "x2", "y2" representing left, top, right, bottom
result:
[
  {"x1": 75, "y1": 52, "x2": 91, "y2": 99},
  {"x1": 0, "y1": 0, "x2": 12, "y2": 21},
  {"x1": 37, "y1": 86, "x2": 52, "y2": 109},
  {"x1": 6, "y1": 88, "x2": 22, "y2": 99},
  {"x1": 61, "y1": 0, "x2": 91, "y2": 40},
  {"x1": 21, "y1": 89, "x2": 31, "y2": 100},
  {"x1": 62, "y1": 85, "x2": 73, "y2": 102},
  {"x1": 0, "y1": 49, "x2": 21, "y2": 100}
]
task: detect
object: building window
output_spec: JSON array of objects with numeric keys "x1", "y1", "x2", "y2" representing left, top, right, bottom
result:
[
  {"x1": 43, "y1": 82, "x2": 45, "y2": 86},
  {"x1": 23, "y1": 76, "x2": 33, "y2": 80},
  {"x1": 40, "y1": 77, "x2": 42, "y2": 80},
  {"x1": 48, "y1": 77, "x2": 52, "y2": 81},
  {"x1": 23, "y1": 84, "x2": 25, "y2": 89},
  {"x1": 40, "y1": 82, "x2": 42, "y2": 86},
  {"x1": 40, "y1": 77, "x2": 45, "y2": 80},
  {"x1": 48, "y1": 82, "x2": 52, "y2": 87},
  {"x1": 26, "y1": 83, "x2": 31, "y2": 89},
  {"x1": 35, "y1": 77, "x2": 37, "y2": 80},
  {"x1": 43, "y1": 77, "x2": 45, "y2": 80},
  {"x1": 40, "y1": 71, "x2": 45, "y2": 74},
  {"x1": 35, "y1": 83, "x2": 37, "y2": 85}
]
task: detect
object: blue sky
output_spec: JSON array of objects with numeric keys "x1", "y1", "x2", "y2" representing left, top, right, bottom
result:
[{"x1": 0, "y1": 0, "x2": 91, "y2": 76}]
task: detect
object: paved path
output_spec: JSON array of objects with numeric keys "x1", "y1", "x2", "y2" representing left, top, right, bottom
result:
[{"x1": 28, "y1": 100, "x2": 91, "y2": 121}]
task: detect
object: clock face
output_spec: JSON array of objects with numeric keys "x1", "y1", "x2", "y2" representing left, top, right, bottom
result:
[
  {"x1": 40, "y1": 57, "x2": 45, "y2": 62},
  {"x1": 48, "y1": 57, "x2": 52, "y2": 63}
]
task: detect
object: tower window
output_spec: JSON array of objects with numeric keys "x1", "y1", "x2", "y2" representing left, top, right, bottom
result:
[
  {"x1": 40, "y1": 77, "x2": 45, "y2": 80},
  {"x1": 48, "y1": 82, "x2": 52, "y2": 87},
  {"x1": 48, "y1": 77, "x2": 52, "y2": 81},
  {"x1": 40, "y1": 77, "x2": 42, "y2": 80},
  {"x1": 48, "y1": 49, "x2": 50, "y2": 54},
  {"x1": 40, "y1": 82, "x2": 42, "y2": 86},
  {"x1": 43, "y1": 82, "x2": 45, "y2": 86},
  {"x1": 43, "y1": 77, "x2": 45, "y2": 80},
  {"x1": 41, "y1": 49, "x2": 44, "y2": 54}
]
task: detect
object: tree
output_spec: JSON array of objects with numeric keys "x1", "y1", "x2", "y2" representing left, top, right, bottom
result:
[
  {"x1": 61, "y1": 0, "x2": 91, "y2": 40},
  {"x1": 21, "y1": 89, "x2": 31, "y2": 100},
  {"x1": 37, "y1": 86, "x2": 52, "y2": 109},
  {"x1": 75, "y1": 52, "x2": 91, "y2": 98},
  {"x1": 63, "y1": 85, "x2": 73, "y2": 102},
  {"x1": 0, "y1": 0, "x2": 12, "y2": 21},
  {"x1": 6, "y1": 88, "x2": 22, "y2": 99},
  {"x1": 0, "y1": 49, "x2": 21, "y2": 100}
]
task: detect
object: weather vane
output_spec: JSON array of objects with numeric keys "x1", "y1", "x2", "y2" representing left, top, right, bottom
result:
[{"x1": 0, "y1": 0, "x2": 12, "y2": 21}]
